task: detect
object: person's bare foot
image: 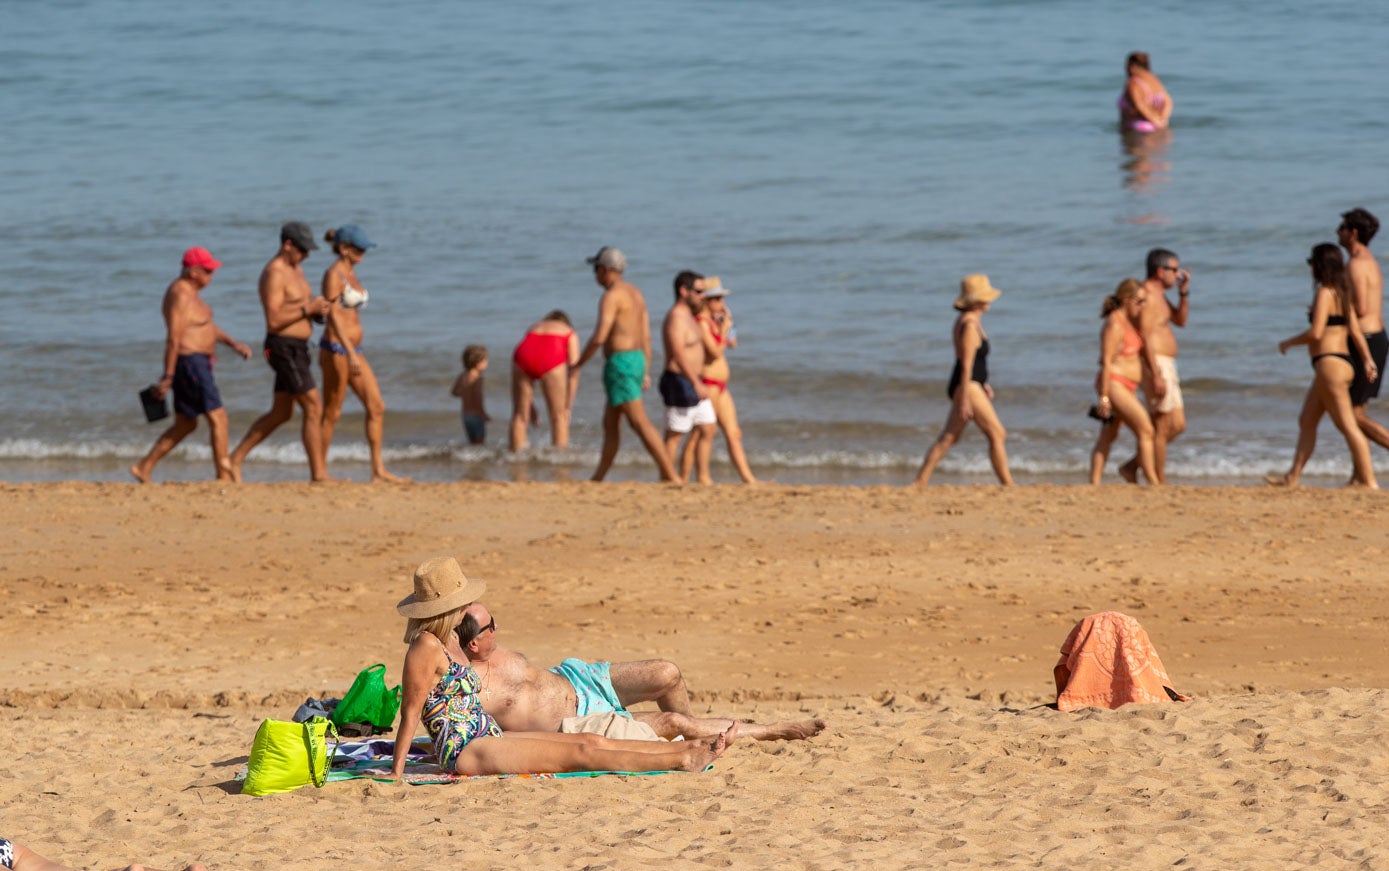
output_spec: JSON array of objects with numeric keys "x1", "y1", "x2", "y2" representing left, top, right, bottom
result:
[
  {"x1": 749, "y1": 718, "x2": 826, "y2": 741},
  {"x1": 371, "y1": 469, "x2": 413, "y2": 484},
  {"x1": 227, "y1": 459, "x2": 243, "y2": 483},
  {"x1": 129, "y1": 464, "x2": 151, "y2": 484},
  {"x1": 1264, "y1": 473, "x2": 1295, "y2": 487},
  {"x1": 678, "y1": 722, "x2": 736, "y2": 771},
  {"x1": 1118, "y1": 459, "x2": 1139, "y2": 484}
]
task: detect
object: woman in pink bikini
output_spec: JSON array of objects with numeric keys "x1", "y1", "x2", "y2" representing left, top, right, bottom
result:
[
  {"x1": 1089, "y1": 278, "x2": 1159, "y2": 485},
  {"x1": 1118, "y1": 51, "x2": 1172, "y2": 133},
  {"x1": 508, "y1": 310, "x2": 581, "y2": 452}
]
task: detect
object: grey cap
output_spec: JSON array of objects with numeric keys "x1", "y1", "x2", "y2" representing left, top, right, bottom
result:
[
  {"x1": 280, "y1": 221, "x2": 319, "y2": 252},
  {"x1": 586, "y1": 246, "x2": 626, "y2": 271}
]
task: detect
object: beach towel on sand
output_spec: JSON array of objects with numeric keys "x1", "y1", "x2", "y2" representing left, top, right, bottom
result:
[
  {"x1": 323, "y1": 737, "x2": 702, "y2": 786},
  {"x1": 1053, "y1": 611, "x2": 1191, "y2": 712}
]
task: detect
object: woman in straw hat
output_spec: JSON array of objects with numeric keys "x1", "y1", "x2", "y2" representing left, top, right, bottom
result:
[
  {"x1": 390, "y1": 557, "x2": 732, "y2": 779},
  {"x1": 913, "y1": 274, "x2": 1014, "y2": 486},
  {"x1": 1089, "y1": 278, "x2": 1159, "y2": 485}
]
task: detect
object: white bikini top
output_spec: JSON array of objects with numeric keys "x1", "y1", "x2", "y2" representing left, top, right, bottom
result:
[{"x1": 340, "y1": 283, "x2": 369, "y2": 310}]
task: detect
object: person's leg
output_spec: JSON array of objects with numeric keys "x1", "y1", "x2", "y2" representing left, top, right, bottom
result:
[
  {"x1": 607, "y1": 659, "x2": 692, "y2": 714},
  {"x1": 453, "y1": 728, "x2": 729, "y2": 776},
  {"x1": 347, "y1": 355, "x2": 407, "y2": 483},
  {"x1": 229, "y1": 392, "x2": 296, "y2": 481},
  {"x1": 206, "y1": 407, "x2": 232, "y2": 481},
  {"x1": 293, "y1": 388, "x2": 330, "y2": 482},
  {"x1": 1318, "y1": 364, "x2": 1378, "y2": 488},
  {"x1": 664, "y1": 428, "x2": 684, "y2": 467},
  {"x1": 713, "y1": 389, "x2": 756, "y2": 483},
  {"x1": 318, "y1": 348, "x2": 349, "y2": 461},
  {"x1": 632, "y1": 711, "x2": 827, "y2": 742},
  {"x1": 1090, "y1": 419, "x2": 1120, "y2": 486},
  {"x1": 538, "y1": 366, "x2": 569, "y2": 448},
  {"x1": 1353, "y1": 405, "x2": 1389, "y2": 450},
  {"x1": 1150, "y1": 406, "x2": 1186, "y2": 485},
  {"x1": 1110, "y1": 386, "x2": 1157, "y2": 484},
  {"x1": 130, "y1": 414, "x2": 197, "y2": 483},
  {"x1": 693, "y1": 422, "x2": 716, "y2": 484},
  {"x1": 592, "y1": 404, "x2": 623, "y2": 481},
  {"x1": 913, "y1": 404, "x2": 968, "y2": 486},
  {"x1": 678, "y1": 427, "x2": 699, "y2": 482},
  {"x1": 509, "y1": 364, "x2": 532, "y2": 452},
  {"x1": 1267, "y1": 384, "x2": 1323, "y2": 486},
  {"x1": 966, "y1": 384, "x2": 1014, "y2": 485},
  {"x1": 622, "y1": 401, "x2": 679, "y2": 481}
]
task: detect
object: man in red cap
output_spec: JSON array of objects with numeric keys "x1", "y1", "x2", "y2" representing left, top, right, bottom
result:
[{"x1": 131, "y1": 247, "x2": 252, "y2": 483}]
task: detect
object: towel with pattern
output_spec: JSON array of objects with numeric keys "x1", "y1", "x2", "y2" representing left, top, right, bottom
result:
[{"x1": 1053, "y1": 611, "x2": 1191, "y2": 711}]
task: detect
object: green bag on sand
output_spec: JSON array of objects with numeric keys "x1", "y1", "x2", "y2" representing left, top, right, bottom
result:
[
  {"x1": 332, "y1": 663, "x2": 402, "y2": 731},
  {"x1": 242, "y1": 716, "x2": 339, "y2": 797}
]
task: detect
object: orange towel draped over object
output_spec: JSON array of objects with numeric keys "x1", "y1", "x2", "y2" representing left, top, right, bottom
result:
[{"x1": 1054, "y1": 611, "x2": 1191, "y2": 711}]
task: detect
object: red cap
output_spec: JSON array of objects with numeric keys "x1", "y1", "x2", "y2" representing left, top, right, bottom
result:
[{"x1": 182, "y1": 246, "x2": 222, "y2": 271}]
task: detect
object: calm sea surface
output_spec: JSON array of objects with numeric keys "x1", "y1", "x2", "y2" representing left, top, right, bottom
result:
[{"x1": 2, "y1": 0, "x2": 1386, "y2": 484}]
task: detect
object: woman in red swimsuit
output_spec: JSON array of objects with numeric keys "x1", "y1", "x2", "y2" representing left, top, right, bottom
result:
[
  {"x1": 1089, "y1": 278, "x2": 1159, "y2": 485},
  {"x1": 681, "y1": 279, "x2": 757, "y2": 483},
  {"x1": 509, "y1": 310, "x2": 581, "y2": 452}
]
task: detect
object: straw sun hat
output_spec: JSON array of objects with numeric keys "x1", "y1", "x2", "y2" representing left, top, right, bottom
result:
[
  {"x1": 396, "y1": 556, "x2": 486, "y2": 618},
  {"x1": 953, "y1": 274, "x2": 1002, "y2": 310}
]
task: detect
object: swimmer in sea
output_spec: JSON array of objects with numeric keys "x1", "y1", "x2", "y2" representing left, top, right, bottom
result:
[{"x1": 1118, "y1": 51, "x2": 1172, "y2": 133}]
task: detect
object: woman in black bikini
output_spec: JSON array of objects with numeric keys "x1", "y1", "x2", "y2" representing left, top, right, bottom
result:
[
  {"x1": 1268, "y1": 243, "x2": 1378, "y2": 487},
  {"x1": 913, "y1": 274, "x2": 1013, "y2": 486}
]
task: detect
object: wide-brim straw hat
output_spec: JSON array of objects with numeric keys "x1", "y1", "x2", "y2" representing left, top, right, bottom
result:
[
  {"x1": 953, "y1": 274, "x2": 1002, "y2": 310},
  {"x1": 396, "y1": 556, "x2": 486, "y2": 618}
]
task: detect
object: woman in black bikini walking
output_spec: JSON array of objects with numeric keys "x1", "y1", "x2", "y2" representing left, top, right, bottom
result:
[{"x1": 1268, "y1": 243, "x2": 1378, "y2": 487}]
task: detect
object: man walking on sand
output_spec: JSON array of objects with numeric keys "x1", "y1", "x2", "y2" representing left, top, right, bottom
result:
[
  {"x1": 661, "y1": 271, "x2": 718, "y2": 483},
  {"x1": 1339, "y1": 208, "x2": 1389, "y2": 450},
  {"x1": 1121, "y1": 247, "x2": 1189, "y2": 484},
  {"x1": 130, "y1": 247, "x2": 252, "y2": 483},
  {"x1": 456, "y1": 601, "x2": 826, "y2": 742},
  {"x1": 228, "y1": 222, "x2": 334, "y2": 482},
  {"x1": 572, "y1": 246, "x2": 679, "y2": 482}
]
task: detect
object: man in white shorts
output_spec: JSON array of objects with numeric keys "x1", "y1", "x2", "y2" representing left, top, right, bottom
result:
[
  {"x1": 1121, "y1": 247, "x2": 1190, "y2": 484},
  {"x1": 660, "y1": 271, "x2": 718, "y2": 482}
]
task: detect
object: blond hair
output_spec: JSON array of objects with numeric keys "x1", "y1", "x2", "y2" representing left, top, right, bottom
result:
[
  {"x1": 403, "y1": 605, "x2": 462, "y2": 645},
  {"x1": 1101, "y1": 278, "x2": 1142, "y2": 317}
]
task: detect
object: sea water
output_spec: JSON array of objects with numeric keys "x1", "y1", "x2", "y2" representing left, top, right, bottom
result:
[{"x1": 2, "y1": 0, "x2": 1386, "y2": 484}]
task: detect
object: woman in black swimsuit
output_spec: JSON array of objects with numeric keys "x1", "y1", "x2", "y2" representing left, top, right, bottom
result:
[
  {"x1": 913, "y1": 274, "x2": 1014, "y2": 486},
  {"x1": 1269, "y1": 243, "x2": 1378, "y2": 487}
]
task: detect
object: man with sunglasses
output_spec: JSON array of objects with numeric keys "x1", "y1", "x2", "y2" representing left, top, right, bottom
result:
[
  {"x1": 455, "y1": 602, "x2": 825, "y2": 743},
  {"x1": 1120, "y1": 247, "x2": 1190, "y2": 484},
  {"x1": 228, "y1": 221, "x2": 334, "y2": 482},
  {"x1": 660, "y1": 271, "x2": 718, "y2": 483},
  {"x1": 1339, "y1": 208, "x2": 1389, "y2": 452}
]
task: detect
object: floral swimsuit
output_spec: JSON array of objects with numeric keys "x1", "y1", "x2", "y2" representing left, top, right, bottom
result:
[{"x1": 421, "y1": 648, "x2": 501, "y2": 771}]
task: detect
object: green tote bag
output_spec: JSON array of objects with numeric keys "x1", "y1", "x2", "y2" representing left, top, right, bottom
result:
[{"x1": 332, "y1": 663, "x2": 402, "y2": 731}]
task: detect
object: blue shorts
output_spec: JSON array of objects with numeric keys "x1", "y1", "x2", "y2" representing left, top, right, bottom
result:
[
  {"x1": 463, "y1": 413, "x2": 486, "y2": 443},
  {"x1": 550, "y1": 658, "x2": 632, "y2": 719},
  {"x1": 172, "y1": 353, "x2": 223, "y2": 418}
]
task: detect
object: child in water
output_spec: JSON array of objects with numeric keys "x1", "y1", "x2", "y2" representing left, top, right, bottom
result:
[{"x1": 451, "y1": 345, "x2": 490, "y2": 444}]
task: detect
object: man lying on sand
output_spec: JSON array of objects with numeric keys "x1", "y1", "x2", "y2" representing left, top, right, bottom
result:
[{"x1": 456, "y1": 602, "x2": 825, "y2": 742}]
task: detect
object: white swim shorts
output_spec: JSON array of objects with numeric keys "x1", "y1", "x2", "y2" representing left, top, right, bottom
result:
[
  {"x1": 665, "y1": 398, "x2": 716, "y2": 433},
  {"x1": 1148, "y1": 354, "x2": 1183, "y2": 414}
]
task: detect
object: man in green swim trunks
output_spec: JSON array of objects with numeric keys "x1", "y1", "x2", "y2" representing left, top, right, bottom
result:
[{"x1": 573, "y1": 246, "x2": 679, "y2": 481}]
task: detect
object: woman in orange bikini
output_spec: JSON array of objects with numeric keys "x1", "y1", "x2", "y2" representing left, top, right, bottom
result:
[
  {"x1": 1267, "y1": 244, "x2": 1378, "y2": 487},
  {"x1": 680, "y1": 278, "x2": 757, "y2": 483},
  {"x1": 508, "y1": 310, "x2": 581, "y2": 452},
  {"x1": 1089, "y1": 278, "x2": 1159, "y2": 485}
]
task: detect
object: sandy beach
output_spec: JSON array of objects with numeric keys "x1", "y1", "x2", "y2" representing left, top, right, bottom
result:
[{"x1": 3, "y1": 481, "x2": 1388, "y2": 869}]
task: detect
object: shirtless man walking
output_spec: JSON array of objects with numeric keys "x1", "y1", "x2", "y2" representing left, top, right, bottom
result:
[
  {"x1": 130, "y1": 247, "x2": 252, "y2": 483},
  {"x1": 572, "y1": 246, "x2": 678, "y2": 482},
  {"x1": 1121, "y1": 247, "x2": 1189, "y2": 484},
  {"x1": 457, "y1": 602, "x2": 826, "y2": 742},
  {"x1": 1339, "y1": 208, "x2": 1389, "y2": 449},
  {"x1": 228, "y1": 222, "x2": 334, "y2": 482},
  {"x1": 660, "y1": 271, "x2": 718, "y2": 483}
]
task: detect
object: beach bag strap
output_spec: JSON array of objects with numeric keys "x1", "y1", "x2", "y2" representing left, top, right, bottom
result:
[{"x1": 307, "y1": 716, "x2": 340, "y2": 788}]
